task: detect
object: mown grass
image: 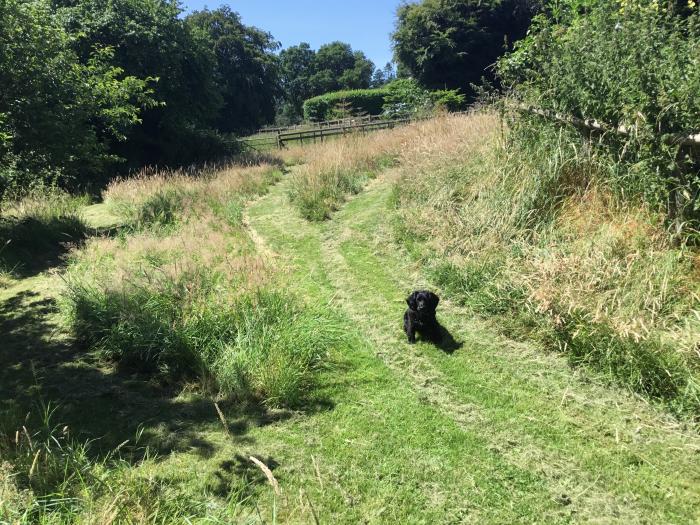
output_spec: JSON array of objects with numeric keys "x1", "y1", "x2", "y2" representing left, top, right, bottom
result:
[
  {"x1": 390, "y1": 113, "x2": 700, "y2": 419},
  {"x1": 244, "y1": 171, "x2": 700, "y2": 523}
]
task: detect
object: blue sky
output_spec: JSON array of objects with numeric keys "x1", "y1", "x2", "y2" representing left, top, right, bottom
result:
[{"x1": 181, "y1": 0, "x2": 403, "y2": 68}]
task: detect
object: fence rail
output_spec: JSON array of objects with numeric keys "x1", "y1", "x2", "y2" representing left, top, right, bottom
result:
[
  {"x1": 255, "y1": 114, "x2": 383, "y2": 135},
  {"x1": 241, "y1": 117, "x2": 414, "y2": 149},
  {"x1": 241, "y1": 110, "x2": 475, "y2": 150},
  {"x1": 519, "y1": 104, "x2": 700, "y2": 147}
]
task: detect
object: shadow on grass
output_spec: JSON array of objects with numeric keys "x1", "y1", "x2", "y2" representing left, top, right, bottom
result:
[
  {"x1": 0, "y1": 215, "x2": 89, "y2": 278},
  {"x1": 435, "y1": 321, "x2": 464, "y2": 354},
  {"x1": 212, "y1": 453, "x2": 281, "y2": 498},
  {"x1": 410, "y1": 320, "x2": 463, "y2": 354},
  {"x1": 0, "y1": 286, "x2": 334, "y2": 468}
]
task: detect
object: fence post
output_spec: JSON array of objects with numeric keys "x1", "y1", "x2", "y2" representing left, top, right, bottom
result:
[{"x1": 276, "y1": 131, "x2": 281, "y2": 150}]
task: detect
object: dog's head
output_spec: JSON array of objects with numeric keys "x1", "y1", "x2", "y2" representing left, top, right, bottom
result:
[{"x1": 406, "y1": 290, "x2": 439, "y2": 314}]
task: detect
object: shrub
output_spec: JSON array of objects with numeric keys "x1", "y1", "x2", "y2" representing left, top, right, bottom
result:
[
  {"x1": 431, "y1": 89, "x2": 467, "y2": 112},
  {"x1": 381, "y1": 79, "x2": 433, "y2": 119},
  {"x1": 498, "y1": 0, "x2": 700, "y2": 228},
  {"x1": 303, "y1": 88, "x2": 390, "y2": 121}
]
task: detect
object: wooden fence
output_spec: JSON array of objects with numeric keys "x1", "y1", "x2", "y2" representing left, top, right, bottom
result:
[
  {"x1": 241, "y1": 117, "x2": 414, "y2": 150},
  {"x1": 520, "y1": 105, "x2": 700, "y2": 148},
  {"x1": 241, "y1": 111, "x2": 476, "y2": 150},
  {"x1": 255, "y1": 114, "x2": 383, "y2": 136}
]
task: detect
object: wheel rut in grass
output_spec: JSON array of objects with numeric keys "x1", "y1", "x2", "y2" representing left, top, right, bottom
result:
[{"x1": 246, "y1": 170, "x2": 700, "y2": 523}]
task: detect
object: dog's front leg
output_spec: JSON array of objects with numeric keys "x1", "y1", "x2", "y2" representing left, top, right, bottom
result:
[{"x1": 405, "y1": 316, "x2": 416, "y2": 344}]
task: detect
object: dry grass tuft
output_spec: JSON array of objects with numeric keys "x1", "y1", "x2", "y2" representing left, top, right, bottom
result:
[
  {"x1": 106, "y1": 163, "x2": 281, "y2": 229},
  {"x1": 288, "y1": 113, "x2": 494, "y2": 220}
]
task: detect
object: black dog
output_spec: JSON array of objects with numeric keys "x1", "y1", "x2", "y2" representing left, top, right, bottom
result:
[{"x1": 403, "y1": 290, "x2": 441, "y2": 344}]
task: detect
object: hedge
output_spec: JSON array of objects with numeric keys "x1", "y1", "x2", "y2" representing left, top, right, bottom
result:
[{"x1": 303, "y1": 88, "x2": 390, "y2": 122}]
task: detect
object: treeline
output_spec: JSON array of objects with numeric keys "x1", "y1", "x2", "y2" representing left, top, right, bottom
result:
[
  {"x1": 0, "y1": 0, "x2": 283, "y2": 198},
  {"x1": 278, "y1": 42, "x2": 394, "y2": 123},
  {"x1": 0, "y1": 0, "x2": 540, "y2": 199}
]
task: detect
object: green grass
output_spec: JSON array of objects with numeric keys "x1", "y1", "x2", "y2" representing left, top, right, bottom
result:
[
  {"x1": 62, "y1": 267, "x2": 346, "y2": 407},
  {"x1": 0, "y1": 189, "x2": 91, "y2": 279},
  {"x1": 287, "y1": 142, "x2": 397, "y2": 221},
  {"x1": 242, "y1": 173, "x2": 700, "y2": 523},
  {"x1": 2, "y1": 133, "x2": 700, "y2": 523},
  {"x1": 391, "y1": 119, "x2": 700, "y2": 420}
]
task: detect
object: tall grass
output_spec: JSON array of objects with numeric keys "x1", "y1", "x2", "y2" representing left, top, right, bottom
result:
[
  {"x1": 106, "y1": 163, "x2": 282, "y2": 230},
  {"x1": 287, "y1": 115, "x2": 485, "y2": 221},
  {"x1": 0, "y1": 188, "x2": 90, "y2": 279},
  {"x1": 63, "y1": 267, "x2": 344, "y2": 406},
  {"x1": 61, "y1": 162, "x2": 345, "y2": 407},
  {"x1": 386, "y1": 113, "x2": 700, "y2": 418},
  {"x1": 0, "y1": 402, "x2": 262, "y2": 523}
]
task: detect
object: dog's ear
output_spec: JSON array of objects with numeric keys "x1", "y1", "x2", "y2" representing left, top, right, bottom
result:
[
  {"x1": 429, "y1": 292, "x2": 440, "y2": 309},
  {"x1": 406, "y1": 292, "x2": 418, "y2": 310}
]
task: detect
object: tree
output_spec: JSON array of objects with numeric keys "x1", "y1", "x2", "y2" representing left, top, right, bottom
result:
[
  {"x1": 278, "y1": 41, "x2": 377, "y2": 122},
  {"x1": 371, "y1": 62, "x2": 397, "y2": 87},
  {"x1": 278, "y1": 43, "x2": 318, "y2": 122},
  {"x1": 186, "y1": 7, "x2": 281, "y2": 134},
  {"x1": 0, "y1": 0, "x2": 152, "y2": 198},
  {"x1": 392, "y1": 0, "x2": 539, "y2": 94},
  {"x1": 55, "y1": 0, "x2": 224, "y2": 167},
  {"x1": 312, "y1": 42, "x2": 374, "y2": 92}
]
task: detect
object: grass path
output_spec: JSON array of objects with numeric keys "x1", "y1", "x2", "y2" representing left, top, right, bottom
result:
[
  {"x1": 245, "y1": 170, "x2": 700, "y2": 523},
  {"x1": 2, "y1": 168, "x2": 698, "y2": 523}
]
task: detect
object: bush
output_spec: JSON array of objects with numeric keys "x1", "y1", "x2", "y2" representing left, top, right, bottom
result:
[
  {"x1": 382, "y1": 79, "x2": 466, "y2": 119},
  {"x1": 431, "y1": 89, "x2": 467, "y2": 112},
  {"x1": 302, "y1": 82, "x2": 466, "y2": 122},
  {"x1": 303, "y1": 88, "x2": 390, "y2": 121},
  {"x1": 381, "y1": 79, "x2": 433, "y2": 119},
  {"x1": 498, "y1": 0, "x2": 700, "y2": 227}
]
